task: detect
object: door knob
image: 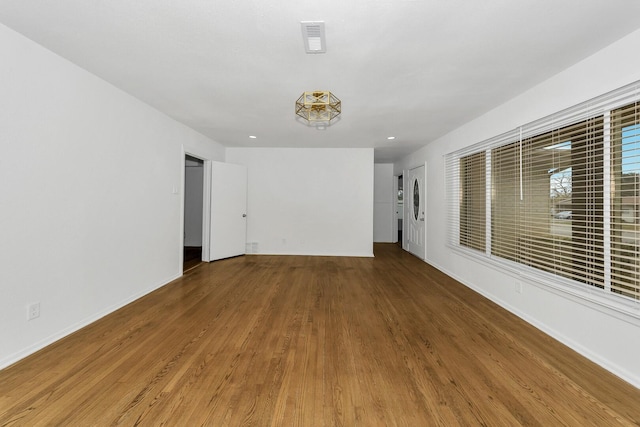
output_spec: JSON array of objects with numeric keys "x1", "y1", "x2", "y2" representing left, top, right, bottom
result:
[{"x1": 242, "y1": 214, "x2": 247, "y2": 217}]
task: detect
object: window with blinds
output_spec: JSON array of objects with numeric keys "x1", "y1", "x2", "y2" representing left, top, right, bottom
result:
[
  {"x1": 445, "y1": 81, "x2": 640, "y2": 305},
  {"x1": 611, "y1": 101, "x2": 640, "y2": 300},
  {"x1": 491, "y1": 118, "x2": 604, "y2": 287},
  {"x1": 460, "y1": 152, "x2": 486, "y2": 251}
]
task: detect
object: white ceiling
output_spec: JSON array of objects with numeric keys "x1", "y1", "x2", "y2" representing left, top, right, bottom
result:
[{"x1": 2, "y1": 0, "x2": 640, "y2": 162}]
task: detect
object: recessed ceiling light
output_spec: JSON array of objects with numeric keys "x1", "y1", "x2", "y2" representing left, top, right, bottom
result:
[
  {"x1": 387, "y1": 136, "x2": 396, "y2": 140},
  {"x1": 249, "y1": 135, "x2": 257, "y2": 139}
]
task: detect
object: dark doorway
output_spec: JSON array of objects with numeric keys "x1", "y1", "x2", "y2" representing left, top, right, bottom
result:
[
  {"x1": 398, "y1": 174, "x2": 403, "y2": 244},
  {"x1": 183, "y1": 246, "x2": 202, "y2": 272},
  {"x1": 184, "y1": 155, "x2": 204, "y2": 272}
]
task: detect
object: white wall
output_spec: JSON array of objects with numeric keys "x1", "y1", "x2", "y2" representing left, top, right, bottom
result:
[
  {"x1": 395, "y1": 29, "x2": 640, "y2": 388},
  {"x1": 0, "y1": 24, "x2": 225, "y2": 369},
  {"x1": 226, "y1": 148, "x2": 374, "y2": 257},
  {"x1": 374, "y1": 164, "x2": 394, "y2": 242}
]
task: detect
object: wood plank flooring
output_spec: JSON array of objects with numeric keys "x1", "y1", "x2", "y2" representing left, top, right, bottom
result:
[{"x1": 1, "y1": 243, "x2": 639, "y2": 426}]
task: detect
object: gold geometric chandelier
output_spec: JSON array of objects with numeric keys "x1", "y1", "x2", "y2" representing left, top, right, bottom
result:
[{"x1": 295, "y1": 91, "x2": 341, "y2": 127}]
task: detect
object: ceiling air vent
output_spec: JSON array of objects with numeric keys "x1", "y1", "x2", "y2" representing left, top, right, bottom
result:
[{"x1": 301, "y1": 21, "x2": 326, "y2": 54}]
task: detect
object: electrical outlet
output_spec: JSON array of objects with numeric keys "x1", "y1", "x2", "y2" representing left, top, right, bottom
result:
[
  {"x1": 27, "y1": 302, "x2": 40, "y2": 320},
  {"x1": 515, "y1": 281, "x2": 523, "y2": 294}
]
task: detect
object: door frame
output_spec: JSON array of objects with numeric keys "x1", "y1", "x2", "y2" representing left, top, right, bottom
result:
[
  {"x1": 393, "y1": 174, "x2": 399, "y2": 244},
  {"x1": 394, "y1": 173, "x2": 403, "y2": 245},
  {"x1": 402, "y1": 171, "x2": 407, "y2": 250},
  {"x1": 179, "y1": 146, "x2": 212, "y2": 274}
]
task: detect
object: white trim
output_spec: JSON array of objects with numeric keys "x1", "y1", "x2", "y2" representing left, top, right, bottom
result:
[
  {"x1": 182, "y1": 146, "x2": 213, "y2": 267},
  {"x1": 519, "y1": 127, "x2": 523, "y2": 201},
  {"x1": 202, "y1": 160, "x2": 212, "y2": 261},
  {"x1": 403, "y1": 170, "x2": 408, "y2": 250},
  {"x1": 393, "y1": 174, "x2": 400, "y2": 244},
  {"x1": 448, "y1": 244, "x2": 640, "y2": 323},
  {"x1": 485, "y1": 149, "x2": 492, "y2": 256},
  {"x1": 179, "y1": 147, "x2": 186, "y2": 275},
  {"x1": 0, "y1": 272, "x2": 181, "y2": 370},
  {"x1": 603, "y1": 111, "x2": 612, "y2": 293}
]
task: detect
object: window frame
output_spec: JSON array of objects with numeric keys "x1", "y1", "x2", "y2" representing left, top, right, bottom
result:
[{"x1": 445, "y1": 81, "x2": 640, "y2": 318}]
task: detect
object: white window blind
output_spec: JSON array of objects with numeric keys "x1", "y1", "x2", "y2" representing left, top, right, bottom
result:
[
  {"x1": 611, "y1": 101, "x2": 640, "y2": 299},
  {"x1": 446, "y1": 81, "x2": 640, "y2": 304},
  {"x1": 492, "y1": 117, "x2": 605, "y2": 288},
  {"x1": 459, "y1": 151, "x2": 486, "y2": 252}
]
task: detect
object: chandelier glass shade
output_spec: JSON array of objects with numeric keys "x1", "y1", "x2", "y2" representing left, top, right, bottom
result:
[{"x1": 295, "y1": 91, "x2": 341, "y2": 124}]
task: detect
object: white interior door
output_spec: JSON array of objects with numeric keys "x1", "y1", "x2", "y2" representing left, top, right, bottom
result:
[
  {"x1": 209, "y1": 161, "x2": 247, "y2": 261},
  {"x1": 407, "y1": 164, "x2": 426, "y2": 259}
]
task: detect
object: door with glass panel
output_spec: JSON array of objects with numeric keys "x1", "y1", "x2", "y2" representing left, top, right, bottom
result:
[{"x1": 407, "y1": 164, "x2": 426, "y2": 259}]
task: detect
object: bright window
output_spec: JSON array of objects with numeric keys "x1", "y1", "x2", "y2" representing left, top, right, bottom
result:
[
  {"x1": 446, "y1": 82, "x2": 640, "y2": 305},
  {"x1": 611, "y1": 103, "x2": 640, "y2": 299},
  {"x1": 491, "y1": 118, "x2": 604, "y2": 287}
]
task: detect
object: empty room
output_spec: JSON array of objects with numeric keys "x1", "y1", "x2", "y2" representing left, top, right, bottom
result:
[{"x1": 1, "y1": 1, "x2": 640, "y2": 425}]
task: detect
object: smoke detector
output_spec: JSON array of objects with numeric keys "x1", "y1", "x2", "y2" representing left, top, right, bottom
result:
[{"x1": 301, "y1": 21, "x2": 326, "y2": 54}]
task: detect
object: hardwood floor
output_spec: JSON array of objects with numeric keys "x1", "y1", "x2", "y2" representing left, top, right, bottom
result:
[{"x1": 1, "y1": 244, "x2": 639, "y2": 426}]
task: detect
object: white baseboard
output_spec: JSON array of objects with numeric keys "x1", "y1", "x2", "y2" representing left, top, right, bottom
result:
[
  {"x1": 0, "y1": 272, "x2": 181, "y2": 371},
  {"x1": 424, "y1": 256, "x2": 640, "y2": 390}
]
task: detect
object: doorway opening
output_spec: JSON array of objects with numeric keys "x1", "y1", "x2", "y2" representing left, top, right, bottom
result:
[
  {"x1": 184, "y1": 155, "x2": 205, "y2": 272},
  {"x1": 397, "y1": 174, "x2": 403, "y2": 245}
]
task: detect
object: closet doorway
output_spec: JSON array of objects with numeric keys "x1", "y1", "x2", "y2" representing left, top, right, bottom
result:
[{"x1": 184, "y1": 155, "x2": 204, "y2": 272}]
